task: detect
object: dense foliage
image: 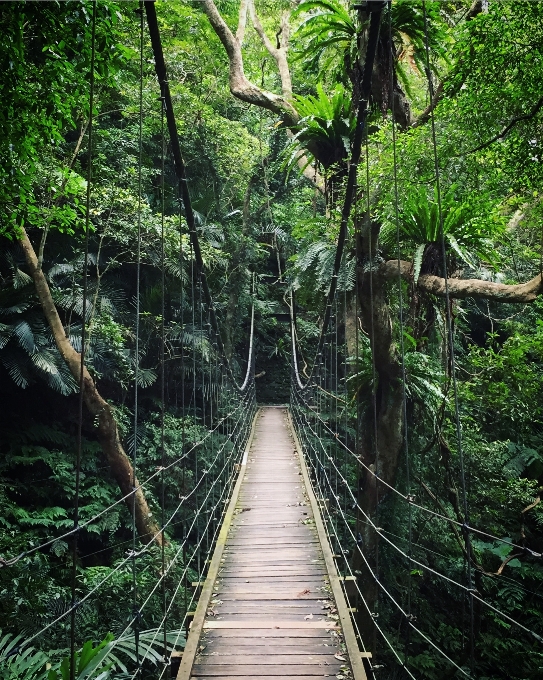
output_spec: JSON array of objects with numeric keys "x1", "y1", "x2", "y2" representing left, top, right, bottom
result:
[{"x1": 1, "y1": 1, "x2": 542, "y2": 678}]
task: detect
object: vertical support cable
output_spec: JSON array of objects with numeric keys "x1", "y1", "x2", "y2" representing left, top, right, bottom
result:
[
  {"x1": 422, "y1": 3, "x2": 474, "y2": 675},
  {"x1": 388, "y1": 1, "x2": 413, "y2": 663},
  {"x1": 365, "y1": 124, "x2": 380, "y2": 653},
  {"x1": 131, "y1": 4, "x2": 144, "y2": 673},
  {"x1": 71, "y1": 3, "x2": 96, "y2": 678},
  {"x1": 159, "y1": 86, "x2": 168, "y2": 672},
  {"x1": 353, "y1": 130, "x2": 362, "y2": 628},
  {"x1": 179, "y1": 180, "x2": 188, "y2": 642}
]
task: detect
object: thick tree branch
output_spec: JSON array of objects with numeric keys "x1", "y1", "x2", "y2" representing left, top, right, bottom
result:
[
  {"x1": 383, "y1": 259, "x2": 543, "y2": 302},
  {"x1": 465, "y1": 0, "x2": 484, "y2": 21},
  {"x1": 19, "y1": 227, "x2": 164, "y2": 546},
  {"x1": 200, "y1": 0, "x2": 298, "y2": 125}
]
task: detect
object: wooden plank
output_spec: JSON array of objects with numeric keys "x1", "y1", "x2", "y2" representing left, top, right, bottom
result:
[
  {"x1": 225, "y1": 539, "x2": 319, "y2": 545},
  {"x1": 203, "y1": 621, "x2": 338, "y2": 629},
  {"x1": 191, "y1": 665, "x2": 341, "y2": 676},
  {"x1": 207, "y1": 616, "x2": 337, "y2": 623},
  {"x1": 218, "y1": 569, "x2": 327, "y2": 576},
  {"x1": 210, "y1": 607, "x2": 333, "y2": 615},
  {"x1": 200, "y1": 638, "x2": 338, "y2": 657},
  {"x1": 192, "y1": 676, "x2": 337, "y2": 680},
  {"x1": 198, "y1": 645, "x2": 338, "y2": 655},
  {"x1": 212, "y1": 600, "x2": 331, "y2": 608},
  {"x1": 201, "y1": 629, "x2": 337, "y2": 638},
  {"x1": 195, "y1": 655, "x2": 342, "y2": 665},
  {"x1": 217, "y1": 576, "x2": 326, "y2": 582},
  {"x1": 217, "y1": 591, "x2": 330, "y2": 598},
  {"x1": 220, "y1": 557, "x2": 317, "y2": 564}
]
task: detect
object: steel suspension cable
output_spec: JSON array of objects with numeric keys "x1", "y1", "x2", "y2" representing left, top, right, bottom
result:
[
  {"x1": 111, "y1": 395, "x2": 256, "y2": 666},
  {"x1": 291, "y1": 2, "x2": 384, "y2": 389},
  {"x1": 388, "y1": 0, "x2": 413, "y2": 660},
  {"x1": 159, "y1": 85, "x2": 168, "y2": 672},
  {"x1": 293, "y1": 387, "x2": 543, "y2": 645},
  {"x1": 71, "y1": 3, "x2": 96, "y2": 678},
  {"x1": 293, "y1": 389, "x2": 541, "y2": 557},
  {"x1": 131, "y1": 3, "x2": 144, "y2": 673},
  {"x1": 144, "y1": 1, "x2": 254, "y2": 394},
  {"x1": 364, "y1": 114, "x2": 380, "y2": 654},
  {"x1": 23, "y1": 391, "x2": 255, "y2": 650},
  {"x1": 290, "y1": 401, "x2": 416, "y2": 679},
  {"x1": 294, "y1": 401, "x2": 472, "y2": 678}
]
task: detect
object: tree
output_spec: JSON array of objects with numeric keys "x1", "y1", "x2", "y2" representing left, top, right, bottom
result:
[{"x1": 0, "y1": 1, "x2": 162, "y2": 545}]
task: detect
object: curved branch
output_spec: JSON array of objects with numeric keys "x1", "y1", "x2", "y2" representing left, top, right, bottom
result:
[
  {"x1": 383, "y1": 259, "x2": 543, "y2": 302},
  {"x1": 200, "y1": 0, "x2": 298, "y2": 125}
]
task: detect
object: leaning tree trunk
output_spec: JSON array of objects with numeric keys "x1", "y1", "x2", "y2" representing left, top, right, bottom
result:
[{"x1": 20, "y1": 228, "x2": 163, "y2": 546}]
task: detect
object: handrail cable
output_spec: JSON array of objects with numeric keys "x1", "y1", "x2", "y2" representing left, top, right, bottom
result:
[
  {"x1": 313, "y1": 429, "x2": 543, "y2": 656},
  {"x1": 292, "y1": 392, "x2": 543, "y2": 644},
  {"x1": 291, "y1": 406, "x2": 418, "y2": 680},
  {"x1": 293, "y1": 406, "x2": 470, "y2": 678},
  {"x1": 0, "y1": 400, "x2": 247, "y2": 568},
  {"x1": 97, "y1": 399, "x2": 256, "y2": 666},
  {"x1": 159, "y1": 66, "x2": 168, "y2": 667},
  {"x1": 21, "y1": 393, "x2": 254, "y2": 648},
  {"x1": 294, "y1": 389, "x2": 542, "y2": 558}
]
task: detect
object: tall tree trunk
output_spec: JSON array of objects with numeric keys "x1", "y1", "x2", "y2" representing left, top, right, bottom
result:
[
  {"x1": 20, "y1": 228, "x2": 163, "y2": 546},
  {"x1": 353, "y1": 217, "x2": 404, "y2": 650}
]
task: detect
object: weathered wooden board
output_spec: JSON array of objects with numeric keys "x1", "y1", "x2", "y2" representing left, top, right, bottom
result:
[
  {"x1": 191, "y1": 666, "x2": 342, "y2": 677},
  {"x1": 202, "y1": 628, "x2": 338, "y2": 638},
  {"x1": 195, "y1": 655, "x2": 343, "y2": 665}
]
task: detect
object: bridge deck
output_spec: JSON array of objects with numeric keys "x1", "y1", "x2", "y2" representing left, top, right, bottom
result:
[{"x1": 178, "y1": 406, "x2": 365, "y2": 680}]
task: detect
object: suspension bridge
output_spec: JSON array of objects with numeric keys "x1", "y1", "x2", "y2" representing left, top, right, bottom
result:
[{"x1": 2, "y1": 2, "x2": 542, "y2": 680}]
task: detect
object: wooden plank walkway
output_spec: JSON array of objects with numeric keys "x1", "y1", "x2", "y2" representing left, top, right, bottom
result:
[{"x1": 177, "y1": 407, "x2": 366, "y2": 680}]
